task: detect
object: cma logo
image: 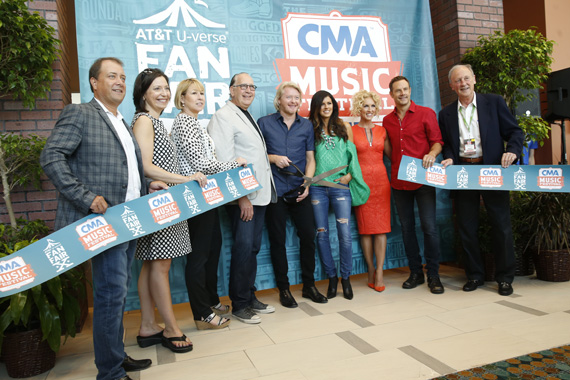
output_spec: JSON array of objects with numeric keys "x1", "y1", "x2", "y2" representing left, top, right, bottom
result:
[
  {"x1": 482, "y1": 169, "x2": 501, "y2": 176},
  {"x1": 202, "y1": 179, "x2": 218, "y2": 191},
  {"x1": 133, "y1": 0, "x2": 225, "y2": 28},
  {"x1": 298, "y1": 24, "x2": 377, "y2": 57},
  {"x1": 427, "y1": 166, "x2": 444, "y2": 174},
  {"x1": 79, "y1": 217, "x2": 107, "y2": 234},
  {"x1": 239, "y1": 168, "x2": 253, "y2": 178},
  {"x1": 151, "y1": 193, "x2": 175, "y2": 207},
  {"x1": 540, "y1": 168, "x2": 562, "y2": 176},
  {"x1": 0, "y1": 260, "x2": 22, "y2": 274}
]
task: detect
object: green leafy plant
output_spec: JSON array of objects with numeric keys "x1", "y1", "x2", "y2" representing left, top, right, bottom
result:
[
  {"x1": 0, "y1": 0, "x2": 60, "y2": 109},
  {"x1": 0, "y1": 219, "x2": 85, "y2": 354},
  {"x1": 0, "y1": 134, "x2": 46, "y2": 228},
  {"x1": 521, "y1": 192, "x2": 570, "y2": 252},
  {"x1": 516, "y1": 114, "x2": 551, "y2": 149},
  {"x1": 462, "y1": 28, "x2": 554, "y2": 148},
  {"x1": 510, "y1": 191, "x2": 535, "y2": 255},
  {"x1": 462, "y1": 28, "x2": 554, "y2": 112}
]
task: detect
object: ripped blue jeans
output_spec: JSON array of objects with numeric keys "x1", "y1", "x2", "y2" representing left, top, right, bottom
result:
[{"x1": 310, "y1": 185, "x2": 353, "y2": 279}]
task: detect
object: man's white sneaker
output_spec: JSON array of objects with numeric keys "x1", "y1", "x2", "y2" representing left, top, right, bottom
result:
[
  {"x1": 251, "y1": 299, "x2": 275, "y2": 314},
  {"x1": 232, "y1": 307, "x2": 261, "y2": 324}
]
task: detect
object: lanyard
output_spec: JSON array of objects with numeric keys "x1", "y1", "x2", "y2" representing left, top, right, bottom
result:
[{"x1": 459, "y1": 104, "x2": 476, "y2": 134}]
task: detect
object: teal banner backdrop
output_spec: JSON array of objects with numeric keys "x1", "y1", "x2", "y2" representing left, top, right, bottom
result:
[
  {"x1": 0, "y1": 166, "x2": 260, "y2": 297},
  {"x1": 73, "y1": 0, "x2": 453, "y2": 310}
]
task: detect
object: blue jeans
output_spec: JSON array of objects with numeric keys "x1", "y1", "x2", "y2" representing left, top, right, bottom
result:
[
  {"x1": 310, "y1": 186, "x2": 353, "y2": 279},
  {"x1": 226, "y1": 204, "x2": 266, "y2": 312},
  {"x1": 392, "y1": 186, "x2": 440, "y2": 277},
  {"x1": 91, "y1": 240, "x2": 136, "y2": 380}
]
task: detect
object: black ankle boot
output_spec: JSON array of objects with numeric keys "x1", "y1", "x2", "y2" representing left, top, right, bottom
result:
[
  {"x1": 341, "y1": 277, "x2": 353, "y2": 300},
  {"x1": 327, "y1": 276, "x2": 338, "y2": 299}
]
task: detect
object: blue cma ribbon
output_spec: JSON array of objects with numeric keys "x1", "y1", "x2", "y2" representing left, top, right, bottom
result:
[
  {"x1": 0, "y1": 165, "x2": 261, "y2": 297},
  {"x1": 398, "y1": 155, "x2": 569, "y2": 192}
]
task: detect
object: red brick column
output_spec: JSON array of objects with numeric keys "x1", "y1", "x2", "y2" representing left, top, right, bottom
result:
[{"x1": 430, "y1": 0, "x2": 505, "y2": 107}]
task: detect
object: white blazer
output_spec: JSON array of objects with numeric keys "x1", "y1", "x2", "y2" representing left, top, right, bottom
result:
[{"x1": 207, "y1": 101, "x2": 275, "y2": 206}]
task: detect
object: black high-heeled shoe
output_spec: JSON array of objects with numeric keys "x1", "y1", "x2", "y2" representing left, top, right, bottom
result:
[
  {"x1": 327, "y1": 276, "x2": 338, "y2": 299},
  {"x1": 341, "y1": 277, "x2": 353, "y2": 300}
]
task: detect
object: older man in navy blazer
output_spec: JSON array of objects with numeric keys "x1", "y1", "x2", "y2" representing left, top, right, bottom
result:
[
  {"x1": 439, "y1": 64, "x2": 523, "y2": 296},
  {"x1": 41, "y1": 57, "x2": 166, "y2": 380}
]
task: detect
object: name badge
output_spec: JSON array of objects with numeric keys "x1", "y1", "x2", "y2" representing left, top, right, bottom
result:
[{"x1": 463, "y1": 138, "x2": 476, "y2": 155}]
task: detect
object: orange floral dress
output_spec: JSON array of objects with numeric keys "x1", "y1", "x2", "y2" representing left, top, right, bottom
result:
[{"x1": 352, "y1": 124, "x2": 391, "y2": 234}]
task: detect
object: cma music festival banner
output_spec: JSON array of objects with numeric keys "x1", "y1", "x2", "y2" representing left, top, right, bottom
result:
[
  {"x1": 398, "y1": 155, "x2": 569, "y2": 192},
  {"x1": 0, "y1": 166, "x2": 260, "y2": 297},
  {"x1": 74, "y1": 0, "x2": 449, "y2": 308},
  {"x1": 74, "y1": 0, "x2": 441, "y2": 123}
]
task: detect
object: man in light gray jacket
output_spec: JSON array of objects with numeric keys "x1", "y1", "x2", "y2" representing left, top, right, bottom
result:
[{"x1": 208, "y1": 72, "x2": 276, "y2": 324}]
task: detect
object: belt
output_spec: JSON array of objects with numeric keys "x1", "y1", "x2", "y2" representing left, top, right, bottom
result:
[{"x1": 459, "y1": 156, "x2": 483, "y2": 163}]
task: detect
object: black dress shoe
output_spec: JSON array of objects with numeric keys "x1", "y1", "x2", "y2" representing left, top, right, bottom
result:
[
  {"x1": 327, "y1": 276, "x2": 338, "y2": 299},
  {"x1": 279, "y1": 289, "x2": 298, "y2": 308},
  {"x1": 341, "y1": 278, "x2": 353, "y2": 300},
  {"x1": 498, "y1": 282, "x2": 513, "y2": 296},
  {"x1": 463, "y1": 279, "x2": 484, "y2": 292},
  {"x1": 302, "y1": 285, "x2": 328, "y2": 303},
  {"x1": 116, "y1": 376, "x2": 133, "y2": 380},
  {"x1": 122, "y1": 355, "x2": 151, "y2": 372},
  {"x1": 427, "y1": 276, "x2": 444, "y2": 294},
  {"x1": 402, "y1": 273, "x2": 425, "y2": 289}
]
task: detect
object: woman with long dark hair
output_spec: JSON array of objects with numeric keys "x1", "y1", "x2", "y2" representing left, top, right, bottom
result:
[
  {"x1": 309, "y1": 90, "x2": 368, "y2": 300},
  {"x1": 131, "y1": 68, "x2": 204, "y2": 353}
]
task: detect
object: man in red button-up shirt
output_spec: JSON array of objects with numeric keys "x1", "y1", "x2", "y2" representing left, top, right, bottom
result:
[{"x1": 383, "y1": 75, "x2": 444, "y2": 294}]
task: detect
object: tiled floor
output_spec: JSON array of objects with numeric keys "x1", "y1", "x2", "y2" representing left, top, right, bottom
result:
[{"x1": 3, "y1": 265, "x2": 570, "y2": 380}]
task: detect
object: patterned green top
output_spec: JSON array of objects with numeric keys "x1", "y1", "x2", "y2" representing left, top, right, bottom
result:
[
  {"x1": 314, "y1": 135, "x2": 370, "y2": 205},
  {"x1": 314, "y1": 136, "x2": 351, "y2": 183}
]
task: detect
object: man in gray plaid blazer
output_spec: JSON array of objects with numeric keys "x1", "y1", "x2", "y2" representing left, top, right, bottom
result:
[{"x1": 41, "y1": 57, "x2": 166, "y2": 380}]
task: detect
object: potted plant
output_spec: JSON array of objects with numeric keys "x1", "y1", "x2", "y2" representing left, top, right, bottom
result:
[
  {"x1": 522, "y1": 192, "x2": 570, "y2": 282},
  {"x1": 0, "y1": 219, "x2": 87, "y2": 378},
  {"x1": 462, "y1": 28, "x2": 554, "y2": 152},
  {"x1": 510, "y1": 191, "x2": 535, "y2": 276}
]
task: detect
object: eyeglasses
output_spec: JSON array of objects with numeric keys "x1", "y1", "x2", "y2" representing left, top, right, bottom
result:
[{"x1": 233, "y1": 84, "x2": 257, "y2": 91}]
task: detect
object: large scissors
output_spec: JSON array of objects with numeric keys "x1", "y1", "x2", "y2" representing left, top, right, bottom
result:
[{"x1": 279, "y1": 163, "x2": 348, "y2": 202}]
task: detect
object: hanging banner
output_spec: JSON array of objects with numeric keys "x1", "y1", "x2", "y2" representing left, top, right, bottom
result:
[
  {"x1": 398, "y1": 155, "x2": 569, "y2": 192},
  {"x1": 74, "y1": 0, "x2": 440, "y2": 125},
  {"x1": 0, "y1": 166, "x2": 260, "y2": 297}
]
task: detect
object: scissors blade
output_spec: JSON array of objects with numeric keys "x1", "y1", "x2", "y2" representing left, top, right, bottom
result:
[
  {"x1": 316, "y1": 180, "x2": 350, "y2": 189},
  {"x1": 308, "y1": 165, "x2": 348, "y2": 185}
]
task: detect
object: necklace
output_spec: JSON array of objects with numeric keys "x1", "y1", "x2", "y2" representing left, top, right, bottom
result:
[
  {"x1": 321, "y1": 130, "x2": 336, "y2": 150},
  {"x1": 364, "y1": 126, "x2": 374, "y2": 147}
]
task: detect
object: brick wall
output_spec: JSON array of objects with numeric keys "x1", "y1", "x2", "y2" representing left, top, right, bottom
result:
[
  {"x1": 0, "y1": 0, "x2": 71, "y2": 229},
  {"x1": 430, "y1": 0, "x2": 505, "y2": 107}
]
